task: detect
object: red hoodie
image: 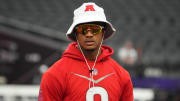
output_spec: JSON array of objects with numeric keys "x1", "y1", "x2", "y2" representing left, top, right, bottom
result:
[{"x1": 39, "y1": 42, "x2": 133, "y2": 101}]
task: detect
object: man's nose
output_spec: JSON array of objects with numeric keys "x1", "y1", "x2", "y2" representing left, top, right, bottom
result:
[{"x1": 85, "y1": 29, "x2": 93, "y2": 37}]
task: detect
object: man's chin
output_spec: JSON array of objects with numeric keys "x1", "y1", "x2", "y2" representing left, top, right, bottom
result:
[
  {"x1": 84, "y1": 48, "x2": 96, "y2": 51},
  {"x1": 83, "y1": 46, "x2": 97, "y2": 51}
]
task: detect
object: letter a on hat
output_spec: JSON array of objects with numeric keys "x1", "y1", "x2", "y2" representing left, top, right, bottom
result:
[
  {"x1": 85, "y1": 5, "x2": 95, "y2": 11},
  {"x1": 66, "y1": 2, "x2": 116, "y2": 41}
]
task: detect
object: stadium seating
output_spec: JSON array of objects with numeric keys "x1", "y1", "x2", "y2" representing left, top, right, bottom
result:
[{"x1": 0, "y1": 0, "x2": 180, "y2": 78}]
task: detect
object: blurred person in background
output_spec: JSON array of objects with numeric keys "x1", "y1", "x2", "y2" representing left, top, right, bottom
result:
[
  {"x1": 0, "y1": 40, "x2": 19, "y2": 84},
  {"x1": 38, "y1": 2, "x2": 133, "y2": 101},
  {"x1": 118, "y1": 41, "x2": 138, "y2": 76},
  {"x1": 118, "y1": 41, "x2": 138, "y2": 65}
]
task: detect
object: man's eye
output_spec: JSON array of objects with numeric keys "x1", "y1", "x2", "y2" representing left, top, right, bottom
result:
[
  {"x1": 93, "y1": 30, "x2": 98, "y2": 33},
  {"x1": 83, "y1": 29, "x2": 87, "y2": 34}
]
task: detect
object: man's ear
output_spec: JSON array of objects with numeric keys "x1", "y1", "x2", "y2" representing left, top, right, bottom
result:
[
  {"x1": 103, "y1": 30, "x2": 106, "y2": 34},
  {"x1": 75, "y1": 32, "x2": 78, "y2": 41},
  {"x1": 101, "y1": 30, "x2": 105, "y2": 40},
  {"x1": 102, "y1": 30, "x2": 106, "y2": 36}
]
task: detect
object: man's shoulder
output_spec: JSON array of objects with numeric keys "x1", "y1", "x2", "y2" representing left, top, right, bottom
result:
[
  {"x1": 46, "y1": 57, "x2": 72, "y2": 73},
  {"x1": 108, "y1": 58, "x2": 130, "y2": 75},
  {"x1": 108, "y1": 58, "x2": 132, "y2": 84}
]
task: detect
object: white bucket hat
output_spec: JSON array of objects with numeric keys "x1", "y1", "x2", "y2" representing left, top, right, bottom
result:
[{"x1": 66, "y1": 2, "x2": 116, "y2": 41}]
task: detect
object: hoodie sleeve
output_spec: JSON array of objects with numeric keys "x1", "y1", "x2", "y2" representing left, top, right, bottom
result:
[
  {"x1": 120, "y1": 74, "x2": 134, "y2": 101},
  {"x1": 38, "y1": 72, "x2": 63, "y2": 101}
]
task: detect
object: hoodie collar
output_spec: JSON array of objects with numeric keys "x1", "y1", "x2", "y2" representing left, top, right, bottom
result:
[{"x1": 62, "y1": 42, "x2": 114, "y2": 62}]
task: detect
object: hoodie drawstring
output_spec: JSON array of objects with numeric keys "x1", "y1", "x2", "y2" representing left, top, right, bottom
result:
[{"x1": 77, "y1": 36, "x2": 104, "y2": 89}]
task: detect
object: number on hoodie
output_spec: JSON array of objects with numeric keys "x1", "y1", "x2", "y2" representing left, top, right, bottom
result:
[{"x1": 86, "y1": 87, "x2": 108, "y2": 101}]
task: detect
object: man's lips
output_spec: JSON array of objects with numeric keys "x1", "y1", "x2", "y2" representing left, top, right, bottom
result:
[{"x1": 85, "y1": 41, "x2": 95, "y2": 46}]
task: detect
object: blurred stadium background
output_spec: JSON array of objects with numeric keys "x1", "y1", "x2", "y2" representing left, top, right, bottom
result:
[{"x1": 0, "y1": 0, "x2": 180, "y2": 101}]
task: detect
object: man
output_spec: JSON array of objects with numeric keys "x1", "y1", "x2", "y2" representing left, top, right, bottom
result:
[{"x1": 38, "y1": 2, "x2": 133, "y2": 101}]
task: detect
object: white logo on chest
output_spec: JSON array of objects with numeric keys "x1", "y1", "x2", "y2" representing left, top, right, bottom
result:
[{"x1": 72, "y1": 72, "x2": 114, "y2": 84}]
